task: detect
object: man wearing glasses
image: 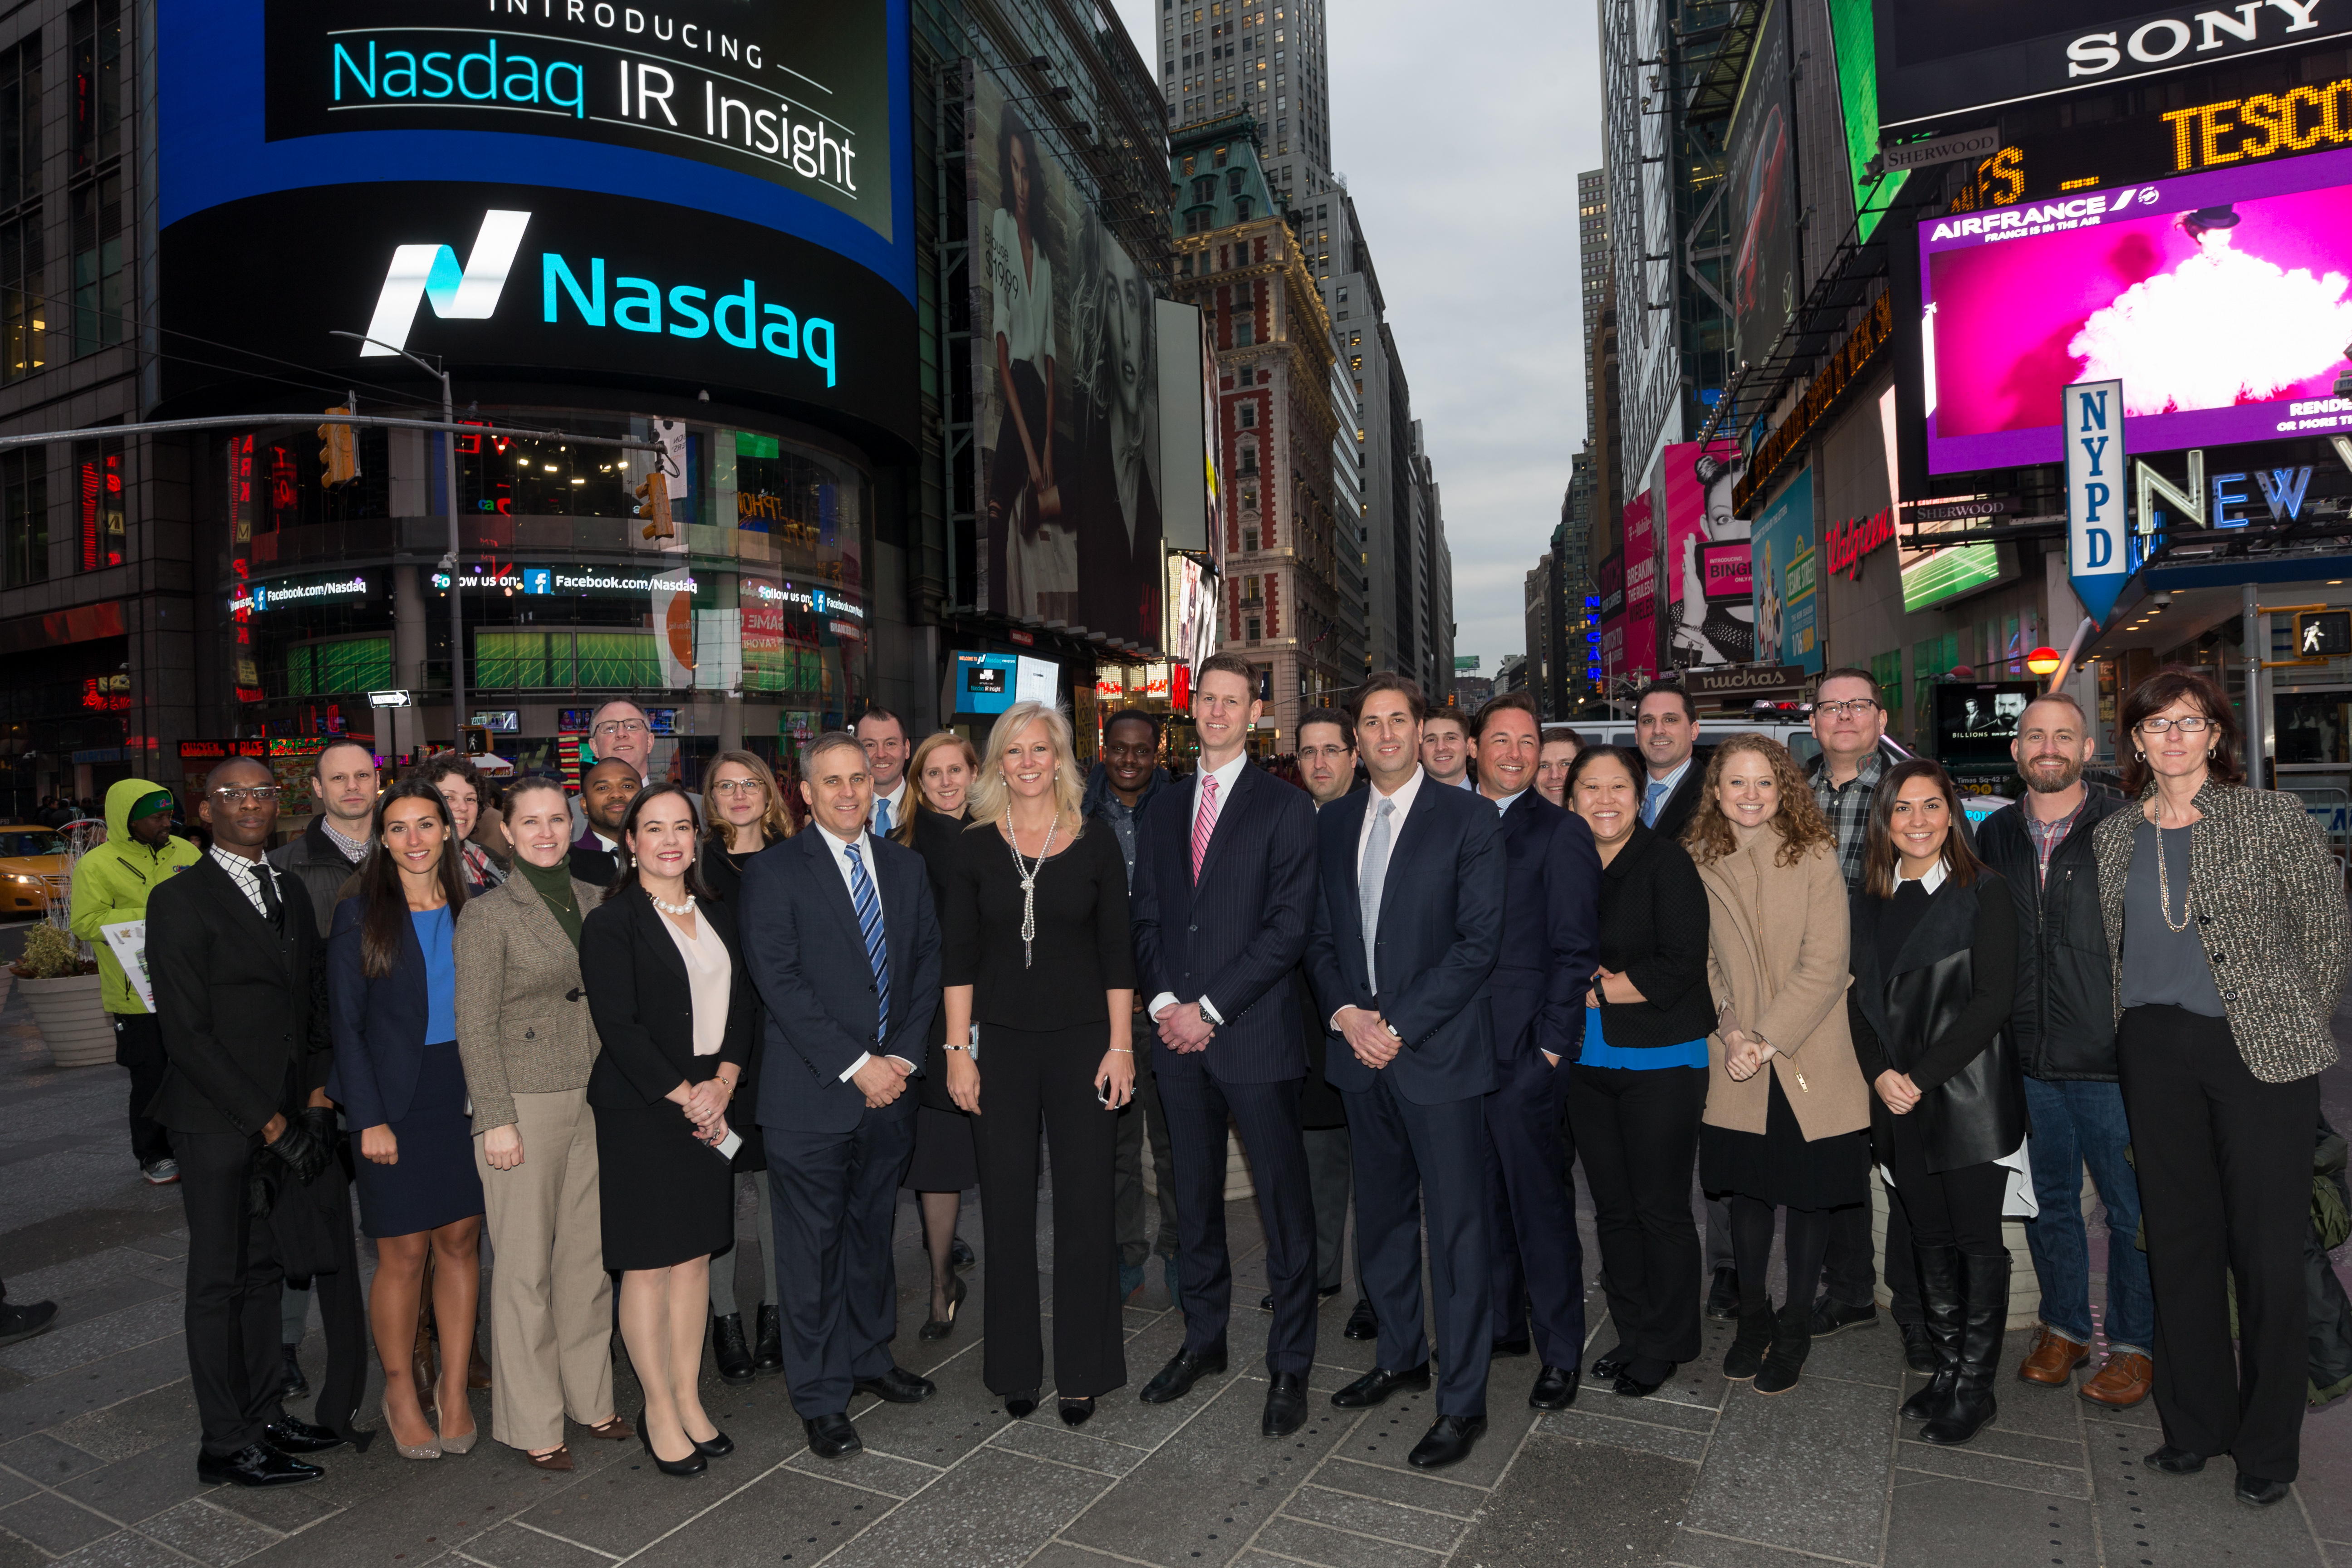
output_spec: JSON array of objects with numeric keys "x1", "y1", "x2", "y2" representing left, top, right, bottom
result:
[{"x1": 571, "y1": 701, "x2": 698, "y2": 838}]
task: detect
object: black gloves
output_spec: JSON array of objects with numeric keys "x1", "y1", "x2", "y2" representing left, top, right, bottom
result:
[{"x1": 267, "y1": 1108, "x2": 337, "y2": 1188}]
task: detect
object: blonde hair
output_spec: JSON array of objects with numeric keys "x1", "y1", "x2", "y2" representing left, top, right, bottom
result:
[
  {"x1": 965, "y1": 701, "x2": 1088, "y2": 839},
  {"x1": 705, "y1": 750, "x2": 796, "y2": 850},
  {"x1": 1682, "y1": 733, "x2": 1837, "y2": 868},
  {"x1": 901, "y1": 730, "x2": 982, "y2": 845}
]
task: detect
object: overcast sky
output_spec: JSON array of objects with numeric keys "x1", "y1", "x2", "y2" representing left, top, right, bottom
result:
[{"x1": 1107, "y1": 0, "x2": 1606, "y2": 680}]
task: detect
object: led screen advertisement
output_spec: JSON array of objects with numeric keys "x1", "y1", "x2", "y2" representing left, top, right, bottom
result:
[
  {"x1": 1749, "y1": 466, "x2": 1821, "y2": 674},
  {"x1": 1825, "y1": 0, "x2": 1906, "y2": 245},
  {"x1": 1662, "y1": 439, "x2": 1752, "y2": 670},
  {"x1": 1727, "y1": 0, "x2": 1799, "y2": 371},
  {"x1": 1618, "y1": 493, "x2": 1659, "y2": 684},
  {"x1": 1921, "y1": 145, "x2": 2352, "y2": 474},
  {"x1": 969, "y1": 69, "x2": 1164, "y2": 647}
]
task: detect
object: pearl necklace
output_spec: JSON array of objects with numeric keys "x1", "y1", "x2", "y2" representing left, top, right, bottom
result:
[
  {"x1": 648, "y1": 889, "x2": 696, "y2": 916},
  {"x1": 1004, "y1": 812, "x2": 1060, "y2": 968}
]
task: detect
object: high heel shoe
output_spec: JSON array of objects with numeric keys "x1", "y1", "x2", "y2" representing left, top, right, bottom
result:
[
  {"x1": 920, "y1": 1276, "x2": 968, "y2": 1341},
  {"x1": 637, "y1": 1409, "x2": 709, "y2": 1477},
  {"x1": 1004, "y1": 1389, "x2": 1039, "y2": 1419},
  {"x1": 381, "y1": 1403, "x2": 441, "y2": 1461},
  {"x1": 438, "y1": 1419, "x2": 479, "y2": 1455},
  {"x1": 1058, "y1": 1396, "x2": 1095, "y2": 1427},
  {"x1": 688, "y1": 1428, "x2": 734, "y2": 1458}
]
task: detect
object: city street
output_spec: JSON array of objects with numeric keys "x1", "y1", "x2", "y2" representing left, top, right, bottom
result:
[{"x1": 4, "y1": 962, "x2": 2352, "y2": 1568}]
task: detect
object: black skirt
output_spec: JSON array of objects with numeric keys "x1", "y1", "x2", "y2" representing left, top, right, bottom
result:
[
  {"x1": 903, "y1": 1103, "x2": 980, "y2": 1191},
  {"x1": 593, "y1": 1097, "x2": 734, "y2": 1271},
  {"x1": 1700, "y1": 1070, "x2": 1869, "y2": 1211}
]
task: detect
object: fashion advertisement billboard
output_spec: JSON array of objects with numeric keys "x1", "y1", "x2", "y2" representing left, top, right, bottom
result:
[
  {"x1": 1728, "y1": 0, "x2": 1800, "y2": 371},
  {"x1": 1619, "y1": 493, "x2": 1659, "y2": 684},
  {"x1": 970, "y1": 69, "x2": 1164, "y2": 645},
  {"x1": 1921, "y1": 143, "x2": 2352, "y2": 473},
  {"x1": 1662, "y1": 439, "x2": 1753, "y2": 670},
  {"x1": 1749, "y1": 467, "x2": 1821, "y2": 674}
]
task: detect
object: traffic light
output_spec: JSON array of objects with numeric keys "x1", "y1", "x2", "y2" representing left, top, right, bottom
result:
[
  {"x1": 318, "y1": 407, "x2": 360, "y2": 487},
  {"x1": 635, "y1": 467, "x2": 673, "y2": 540}
]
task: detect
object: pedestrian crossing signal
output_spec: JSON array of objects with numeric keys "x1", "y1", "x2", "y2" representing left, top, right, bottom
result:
[{"x1": 2298, "y1": 610, "x2": 2350, "y2": 658}]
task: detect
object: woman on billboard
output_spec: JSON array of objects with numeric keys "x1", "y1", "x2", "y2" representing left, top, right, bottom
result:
[
  {"x1": 1671, "y1": 450, "x2": 1754, "y2": 668},
  {"x1": 1073, "y1": 212, "x2": 1162, "y2": 644},
  {"x1": 988, "y1": 108, "x2": 1077, "y2": 624}
]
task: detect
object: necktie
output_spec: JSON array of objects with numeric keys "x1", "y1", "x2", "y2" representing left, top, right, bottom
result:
[
  {"x1": 872, "y1": 794, "x2": 893, "y2": 838},
  {"x1": 1642, "y1": 779, "x2": 1670, "y2": 828},
  {"x1": 1360, "y1": 797, "x2": 1394, "y2": 992},
  {"x1": 846, "y1": 843, "x2": 889, "y2": 1043},
  {"x1": 255, "y1": 864, "x2": 284, "y2": 931},
  {"x1": 1190, "y1": 774, "x2": 1220, "y2": 883}
]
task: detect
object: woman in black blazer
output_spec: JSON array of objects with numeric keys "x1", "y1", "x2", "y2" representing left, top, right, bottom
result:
[
  {"x1": 583, "y1": 784, "x2": 752, "y2": 1479},
  {"x1": 327, "y1": 781, "x2": 488, "y2": 1460},
  {"x1": 1557, "y1": 746, "x2": 1715, "y2": 1399},
  {"x1": 899, "y1": 730, "x2": 983, "y2": 1338},
  {"x1": 1849, "y1": 761, "x2": 2021, "y2": 1450}
]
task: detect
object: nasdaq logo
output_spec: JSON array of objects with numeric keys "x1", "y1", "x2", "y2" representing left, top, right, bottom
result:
[{"x1": 362, "y1": 211, "x2": 532, "y2": 356}]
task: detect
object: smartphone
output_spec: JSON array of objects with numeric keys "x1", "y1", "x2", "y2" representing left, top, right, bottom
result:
[{"x1": 1097, "y1": 1082, "x2": 1113, "y2": 1108}]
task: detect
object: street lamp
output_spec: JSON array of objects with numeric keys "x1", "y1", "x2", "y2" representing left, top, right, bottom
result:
[{"x1": 330, "y1": 330, "x2": 466, "y2": 752}]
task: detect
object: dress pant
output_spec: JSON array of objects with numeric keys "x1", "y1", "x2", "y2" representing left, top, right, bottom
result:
[
  {"x1": 1113, "y1": 1039, "x2": 1180, "y2": 1268},
  {"x1": 1345, "y1": 1073, "x2": 1491, "y2": 1418},
  {"x1": 2021, "y1": 1074, "x2": 2153, "y2": 1353},
  {"x1": 1303, "y1": 1127, "x2": 1352, "y2": 1292},
  {"x1": 176, "y1": 1129, "x2": 288, "y2": 1458},
  {"x1": 475, "y1": 1088, "x2": 614, "y2": 1451},
  {"x1": 2118, "y1": 1004, "x2": 2317, "y2": 1481},
  {"x1": 1157, "y1": 1049, "x2": 1317, "y2": 1375},
  {"x1": 113, "y1": 1013, "x2": 172, "y2": 1168},
  {"x1": 971, "y1": 1022, "x2": 1127, "y2": 1398},
  {"x1": 766, "y1": 1109, "x2": 916, "y2": 1417},
  {"x1": 1567, "y1": 1063, "x2": 1706, "y2": 1365},
  {"x1": 1483, "y1": 1046, "x2": 1584, "y2": 1366}
]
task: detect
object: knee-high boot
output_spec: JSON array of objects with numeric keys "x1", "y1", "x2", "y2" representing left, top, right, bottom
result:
[
  {"x1": 1922, "y1": 1251, "x2": 2009, "y2": 1446},
  {"x1": 1900, "y1": 1245, "x2": 1962, "y2": 1422}
]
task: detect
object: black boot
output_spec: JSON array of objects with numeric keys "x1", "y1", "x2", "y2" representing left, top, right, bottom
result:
[
  {"x1": 1900, "y1": 1245, "x2": 1962, "y2": 1422},
  {"x1": 1721, "y1": 1308, "x2": 1776, "y2": 1382},
  {"x1": 1921, "y1": 1251, "x2": 2009, "y2": 1446},
  {"x1": 1752, "y1": 1301, "x2": 1812, "y2": 1395},
  {"x1": 711, "y1": 1313, "x2": 755, "y2": 1386},
  {"x1": 753, "y1": 1304, "x2": 784, "y2": 1375}
]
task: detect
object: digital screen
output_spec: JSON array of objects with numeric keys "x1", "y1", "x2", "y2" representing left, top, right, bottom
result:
[
  {"x1": 1726, "y1": 0, "x2": 1797, "y2": 372},
  {"x1": 1935, "y1": 681, "x2": 2038, "y2": 770},
  {"x1": 557, "y1": 708, "x2": 593, "y2": 731},
  {"x1": 473, "y1": 709, "x2": 519, "y2": 733},
  {"x1": 1014, "y1": 655, "x2": 1059, "y2": 706},
  {"x1": 1920, "y1": 145, "x2": 2352, "y2": 474},
  {"x1": 645, "y1": 707, "x2": 678, "y2": 735},
  {"x1": 957, "y1": 652, "x2": 1018, "y2": 715}
]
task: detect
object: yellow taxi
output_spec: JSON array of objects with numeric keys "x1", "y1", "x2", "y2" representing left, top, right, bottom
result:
[{"x1": 0, "y1": 825, "x2": 72, "y2": 915}]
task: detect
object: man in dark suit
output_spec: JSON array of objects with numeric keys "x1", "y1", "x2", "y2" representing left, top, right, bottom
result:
[
  {"x1": 1130, "y1": 654, "x2": 1321, "y2": 1436},
  {"x1": 740, "y1": 732, "x2": 943, "y2": 1460},
  {"x1": 568, "y1": 758, "x2": 637, "y2": 886},
  {"x1": 1469, "y1": 693, "x2": 1601, "y2": 1411},
  {"x1": 146, "y1": 758, "x2": 346, "y2": 1487},
  {"x1": 1634, "y1": 683, "x2": 1710, "y2": 842},
  {"x1": 1304, "y1": 672, "x2": 1505, "y2": 1470}
]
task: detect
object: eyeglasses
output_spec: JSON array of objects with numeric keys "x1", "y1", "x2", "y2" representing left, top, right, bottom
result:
[
  {"x1": 709, "y1": 778, "x2": 768, "y2": 796},
  {"x1": 209, "y1": 786, "x2": 282, "y2": 806},
  {"x1": 591, "y1": 719, "x2": 649, "y2": 738},
  {"x1": 1814, "y1": 699, "x2": 1880, "y2": 719},
  {"x1": 2136, "y1": 715, "x2": 2212, "y2": 735}
]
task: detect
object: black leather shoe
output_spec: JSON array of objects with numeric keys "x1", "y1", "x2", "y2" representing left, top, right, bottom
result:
[
  {"x1": 263, "y1": 1417, "x2": 345, "y2": 1455},
  {"x1": 1490, "y1": 1336, "x2": 1531, "y2": 1359},
  {"x1": 1589, "y1": 1345, "x2": 1627, "y2": 1381},
  {"x1": 2236, "y1": 1473, "x2": 2290, "y2": 1507},
  {"x1": 1808, "y1": 1296, "x2": 1878, "y2": 1337},
  {"x1": 1899, "y1": 1321, "x2": 1937, "y2": 1374},
  {"x1": 1059, "y1": 1397, "x2": 1095, "y2": 1426},
  {"x1": 1613, "y1": 1358, "x2": 1673, "y2": 1399},
  {"x1": 805, "y1": 1413, "x2": 862, "y2": 1459},
  {"x1": 197, "y1": 1443, "x2": 323, "y2": 1488},
  {"x1": 711, "y1": 1312, "x2": 755, "y2": 1387},
  {"x1": 1527, "y1": 1365, "x2": 1578, "y2": 1411},
  {"x1": 1705, "y1": 1267, "x2": 1740, "y2": 1321},
  {"x1": 1258, "y1": 1292, "x2": 1276, "y2": 1312},
  {"x1": 854, "y1": 1366, "x2": 936, "y2": 1404},
  {"x1": 689, "y1": 1428, "x2": 733, "y2": 1458},
  {"x1": 1332, "y1": 1362, "x2": 1432, "y2": 1408},
  {"x1": 637, "y1": 1410, "x2": 708, "y2": 1477},
  {"x1": 1343, "y1": 1298, "x2": 1379, "y2": 1341},
  {"x1": 1140, "y1": 1344, "x2": 1229, "y2": 1404},
  {"x1": 753, "y1": 1303, "x2": 785, "y2": 1374},
  {"x1": 951, "y1": 1234, "x2": 976, "y2": 1269},
  {"x1": 1005, "y1": 1389, "x2": 1040, "y2": 1419},
  {"x1": 279, "y1": 1344, "x2": 309, "y2": 1398},
  {"x1": 2145, "y1": 1445, "x2": 2206, "y2": 1475},
  {"x1": 1406, "y1": 1414, "x2": 1485, "y2": 1469},
  {"x1": 1262, "y1": 1373, "x2": 1307, "y2": 1436}
]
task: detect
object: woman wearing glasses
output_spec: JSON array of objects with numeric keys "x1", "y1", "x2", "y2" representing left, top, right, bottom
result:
[
  {"x1": 2095, "y1": 669, "x2": 2349, "y2": 1507},
  {"x1": 696, "y1": 751, "x2": 796, "y2": 1385}
]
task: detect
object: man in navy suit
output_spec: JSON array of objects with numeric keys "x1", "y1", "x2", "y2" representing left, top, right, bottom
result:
[
  {"x1": 1131, "y1": 654, "x2": 1321, "y2": 1436},
  {"x1": 1305, "y1": 672, "x2": 1505, "y2": 1470},
  {"x1": 1469, "y1": 692, "x2": 1601, "y2": 1411},
  {"x1": 740, "y1": 732, "x2": 943, "y2": 1460}
]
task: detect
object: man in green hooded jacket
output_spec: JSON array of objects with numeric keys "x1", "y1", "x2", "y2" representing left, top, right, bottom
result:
[{"x1": 70, "y1": 778, "x2": 202, "y2": 1183}]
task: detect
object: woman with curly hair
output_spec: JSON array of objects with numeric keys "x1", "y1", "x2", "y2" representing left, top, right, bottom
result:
[{"x1": 1686, "y1": 734, "x2": 1871, "y2": 1397}]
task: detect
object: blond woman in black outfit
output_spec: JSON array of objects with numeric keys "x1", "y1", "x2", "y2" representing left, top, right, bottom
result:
[{"x1": 941, "y1": 701, "x2": 1134, "y2": 1424}]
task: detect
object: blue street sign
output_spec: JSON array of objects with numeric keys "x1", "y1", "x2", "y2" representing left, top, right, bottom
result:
[{"x1": 2064, "y1": 377, "x2": 2127, "y2": 625}]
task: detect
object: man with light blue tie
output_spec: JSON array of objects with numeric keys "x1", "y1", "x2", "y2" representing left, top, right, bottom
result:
[
  {"x1": 855, "y1": 709, "x2": 911, "y2": 838},
  {"x1": 1633, "y1": 685, "x2": 1709, "y2": 842}
]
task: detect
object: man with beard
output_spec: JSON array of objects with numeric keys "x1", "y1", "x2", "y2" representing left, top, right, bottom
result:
[{"x1": 1975, "y1": 693, "x2": 2151, "y2": 1409}]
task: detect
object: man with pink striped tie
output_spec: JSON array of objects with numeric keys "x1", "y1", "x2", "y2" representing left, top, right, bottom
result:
[{"x1": 1129, "y1": 653, "x2": 1323, "y2": 1437}]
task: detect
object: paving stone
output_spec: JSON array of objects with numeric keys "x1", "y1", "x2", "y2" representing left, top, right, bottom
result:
[
  {"x1": 1279, "y1": 1486, "x2": 1468, "y2": 1553},
  {"x1": 778, "y1": 1448, "x2": 1100, "y2": 1568},
  {"x1": 44, "y1": 1384, "x2": 203, "y2": 1465},
  {"x1": 1680, "y1": 1367, "x2": 1893, "y2": 1563},
  {"x1": 783, "y1": 1442, "x2": 943, "y2": 1497},
  {"x1": 45, "y1": 1531, "x2": 192, "y2": 1568},
  {"x1": 1886, "y1": 1474, "x2": 2098, "y2": 1568},
  {"x1": 1307, "y1": 1455, "x2": 1485, "y2": 1514},
  {"x1": 1446, "y1": 1429, "x2": 1690, "y2": 1568},
  {"x1": 1894, "y1": 1438, "x2": 2091, "y2": 1498},
  {"x1": 452, "y1": 1521, "x2": 619, "y2": 1567},
  {"x1": 1249, "y1": 1514, "x2": 1445, "y2": 1568},
  {"x1": 0, "y1": 1467, "x2": 29, "y2": 1509},
  {"x1": 0, "y1": 1529, "x2": 52, "y2": 1568},
  {"x1": 137, "y1": 1499, "x2": 282, "y2": 1566},
  {"x1": 0, "y1": 1338, "x2": 195, "y2": 1445},
  {"x1": 987, "y1": 1419, "x2": 1147, "y2": 1476},
  {"x1": 2089, "y1": 1428, "x2": 2325, "y2": 1568},
  {"x1": 1528, "y1": 1405, "x2": 1709, "y2": 1464},
  {"x1": 1660, "y1": 1527, "x2": 1853, "y2": 1567},
  {"x1": 57, "y1": 1438, "x2": 217, "y2": 1528},
  {"x1": 0, "y1": 1488, "x2": 118, "y2": 1553},
  {"x1": 0, "y1": 1429, "x2": 108, "y2": 1485}
]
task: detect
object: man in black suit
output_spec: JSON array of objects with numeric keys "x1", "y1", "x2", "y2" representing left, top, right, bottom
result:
[
  {"x1": 568, "y1": 758, "x2": 637, "y2": 886},
  {"x1": 1305, "y1": 672, "x2": 1505, "y2": 1470},
  {"x1": 146, "y1": 758, "x2": 346, "y2": 1487},
  {"x1": 1633, "y1": 683, "x2": 1709, "y2": 842},
  {"x1": 1470, "y1": 693, "x2": 1601, "y2": 1411},
  {"x1": 1131, "y1": 654, "x2": 1321, "y2": 1436},
  {"x1": 740, "y1": 732, "x2": 942, "y2": 1460}
]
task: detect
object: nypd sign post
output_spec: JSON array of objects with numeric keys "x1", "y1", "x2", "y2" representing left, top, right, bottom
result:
[{"x1": 2064, "y1": 378, "x2": 2127, "y2": 625}]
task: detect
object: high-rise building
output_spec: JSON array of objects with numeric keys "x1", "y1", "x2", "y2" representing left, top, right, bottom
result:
[
  {"x1": 1578, "y1": 168, "x2": 1608, "y2": 442},
  {"x1": 1158, "y1": 0, "x2": 1332, "y2": 198}
]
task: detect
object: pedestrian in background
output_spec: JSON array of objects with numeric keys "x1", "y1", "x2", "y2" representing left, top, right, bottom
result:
[
  {"x1": 408, "y1": 755, "x2": 504, "y2": 891},
  {"x1": 1289, "y1": 707, "x2": 1361, "y2": 1327},
  {"x1": 1534, "y1": 728, "x2": 1583, "y2": 809}
]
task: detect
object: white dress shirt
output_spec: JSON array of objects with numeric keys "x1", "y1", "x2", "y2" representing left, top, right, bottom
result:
[
  {"x1": 872, "y1": 778, "x2": 908, "y2": 836},
  {"x1": 1642, "y1": 755, "x2": 1694, "y2": 824},
  {"x1": 1896, "y1": 859, "x2": 1950, "y2": 892},
  {"x1": 1331, "y1": 766, "x2": 1423, "y2": 1030},
  {"x1": 813, "y1": 824, "x2": 915, "y2": 1081},
  {"x1": 210, "y1": 845, "x2": 283, "y2": 919},
  {"x1": 1147, "y1": 751, "x2": 1250, "y2": 1023}
]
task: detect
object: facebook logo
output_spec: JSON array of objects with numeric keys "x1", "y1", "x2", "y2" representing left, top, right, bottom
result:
[
  {"x1": 362, "y1": 211, "x2": 531, "y2": 356},
  {"x1": 524, "y1": 568, "x2": 552, "y2": 595}
]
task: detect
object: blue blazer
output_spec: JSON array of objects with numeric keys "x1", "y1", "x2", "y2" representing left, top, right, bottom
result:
[
  {"x1": 1303, "y1": 777, "x2": 1505, "y2": 1105},
  {"x1": 1489, "y1": 792, "x2": 1603, "y2": 1065},
  {"x1": 740, "y1": 827, "x2": 941, "y2": 1135},
  {"x1": 326, "y1": 894, "x2": 437, "y2": 1131},
  {"x1": 1131, "y1": 761, "x2": 1319, "y2": 1084}
]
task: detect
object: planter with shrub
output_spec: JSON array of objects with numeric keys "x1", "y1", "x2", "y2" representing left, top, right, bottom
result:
[{"x1": 12, "y1": 924, "x2": 111, "y2": 1068}]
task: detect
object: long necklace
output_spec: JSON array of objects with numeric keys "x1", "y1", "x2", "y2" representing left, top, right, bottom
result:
[
  {"x1": 2152, "y1": 804, "x2": 2192, "y2": 933},
  {"x1": 1004, "y1": 812, "x2": 1061, "y2": 968}
]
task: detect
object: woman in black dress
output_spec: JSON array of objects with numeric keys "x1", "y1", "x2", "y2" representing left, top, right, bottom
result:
[
  {"x1": 697, "y1": 750, "x2": 795, "y2": 1385},
  {"x1": 897, "y1": 730, "x2": 984, "y2": 1338},
  {"x1": 583, "y1": 785, "x2": 752, "y2": 1478},
  {"x1": 941, "y1": 701, "x2": 1134, "y2": 1424}
]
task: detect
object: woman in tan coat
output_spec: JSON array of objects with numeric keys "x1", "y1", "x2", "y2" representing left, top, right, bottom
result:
[{"x1": 1687, "y1": 735, "x2": 1871, "y2": 1396}]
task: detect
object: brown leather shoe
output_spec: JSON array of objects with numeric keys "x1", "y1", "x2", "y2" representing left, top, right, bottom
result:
[
  {"x1": 2016, "y1": 1325, "x2": 2090, "y2": 1386},
  {"x1": 526, "y1": 1444, "x2": 574, "y2": 1472},
  {"x1": 2079, "y1": 1352, "x2": 2153, "y2": 1409}
]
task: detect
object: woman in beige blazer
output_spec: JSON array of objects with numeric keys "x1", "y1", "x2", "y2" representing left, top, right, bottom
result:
[
  {"x1": 454, "y1": 777, "x2": 629, "y2": 1470},
  {"x1": 1686, "y1": 734, "x2": 1871, "y2": 1397}
]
